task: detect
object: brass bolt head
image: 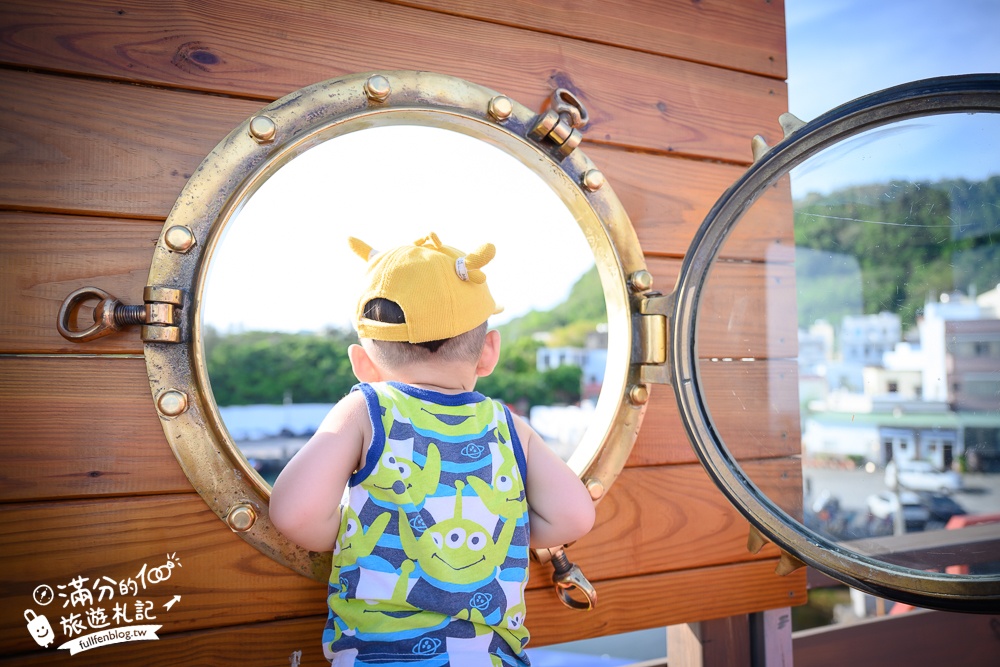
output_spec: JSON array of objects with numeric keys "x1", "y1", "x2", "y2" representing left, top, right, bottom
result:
[
  {"x1": 629, "y1": 269, "x2": 653, "y2": 293},
  {"x1": 163, "y1": 225, "x2": 196, "y2": 253},
  {"x1": 488, "y1": 95, "x2": 513, "y2": 122},
  {"x1": 364, "y1": 75, "x2": 391, "y2": 102},
  {"x1": 585, "y1": 478, "x2": 605, "y2": 500},
  {"x1": 582, "y1": 169, "x2": 605, "y2": 192},
  {"x1": 226, "y1": 503, "x2": 257, "y2": 532},
  {"x1": 629, "y1": 384, "x2": 650, "y2": 405},
  {"x1": 248, "y1": 115, "x2": 276, "y2": 144},
  {"x1": 156, "y1": 389, "x2": 188, "y2": 417}
]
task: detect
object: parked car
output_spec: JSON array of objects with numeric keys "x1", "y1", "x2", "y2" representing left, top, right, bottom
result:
[
  {"x1": 884, "y1": 459, "x2": 963, "y2": 493},
  {"x1": 866, "y1": 490, "x2": 930, "y2": 531},
  {"x1": 916, "y1": 491, "x2": 967, "y2": 524}
]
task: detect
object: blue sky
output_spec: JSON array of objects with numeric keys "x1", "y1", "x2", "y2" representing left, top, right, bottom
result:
[
  {"x1": 786, "y1": 0, "x2": 1000, "y2": 120},
  {"x1": 785, "y1": 0, "x2": 1000, "y2": 196}
]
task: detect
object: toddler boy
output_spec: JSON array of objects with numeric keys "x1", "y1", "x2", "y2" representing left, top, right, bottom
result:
[{"x1": 270, "y1": 233, "x2": 595, "y2": 666}]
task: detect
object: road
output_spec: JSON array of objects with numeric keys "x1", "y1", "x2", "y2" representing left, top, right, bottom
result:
[{"x1": 803, "y1": 466, "x2": 1000, "y2": 517}]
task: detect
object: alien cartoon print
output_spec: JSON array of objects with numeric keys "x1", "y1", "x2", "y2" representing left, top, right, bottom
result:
[{"x1": 324, "y1": 381, "x2": 531, "y2": 666}]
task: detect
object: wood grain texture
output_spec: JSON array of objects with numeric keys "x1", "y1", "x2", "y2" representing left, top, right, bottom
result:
[
  {"x1": 0, "y1": 0, "x2": 800, "y2": 655},
  {"x1": 647, "y1": 256, "x2": 798, "y2": 360},
  {"x1": 0, "y1": 356, "x2": 191, "y2": 501},
  {"x1": 631, "y1": 359, "x2": 801, "y2": 467},
  {"x1": 0, "y1": 212, "x2": 161, "y2": 355},
  {"x1": 0, "y1": 71, "x2": 260, "y2": 219},
  {"x1": 0, "y1": 355, "x2": 800, "y2": 502},
  {"x1": 1, "y1": 560, "x2": 804, "y2": 664},
  {"x1": 589, "y1": 145, "x2": 794, "y2": 261},
  {"x1": 0, "y1": 1, "x2": 787, "y2": 162},
  {"x1": 538, "y1": 458, "x2": 804, "y2": 584},
  {"x1": 0, "y1": 214, "x2": 795, "y2": 356},
  {"x1": 0, "y1": 486, "x2": 805, "y2": 656},
  {"x1": 0, "y1": 494, "x2": 326, "y2": 652},
  {"x1": 387, "y1": 0, "x2": 787, "y2": 79}
]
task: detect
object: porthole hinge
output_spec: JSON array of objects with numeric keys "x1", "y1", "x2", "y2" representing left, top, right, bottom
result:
[
  {"x1": 57, "y1": 285, "x2": 185, "y2": 344},
  {"x1": 529, "y1": 88, "x2": 589, "y2": 159},
  {"x1": 634, "y1": 290, "x2": 674, "y2": 385}
]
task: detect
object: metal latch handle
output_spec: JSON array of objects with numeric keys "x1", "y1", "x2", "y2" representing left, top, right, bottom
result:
[
  {"x1": 547, "y1": 546, "x2": 597, "y2": 611},
  {"x1": 57, "y1": 286, "x2": 183, "y2": 343}
]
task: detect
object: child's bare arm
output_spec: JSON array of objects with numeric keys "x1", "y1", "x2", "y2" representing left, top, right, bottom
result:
[
  {"x1": 512, "y1": 414, "x2": 596, "y2": 549},
  {"x1": 269, "y1": 390, "x2": 368, "y2": 552}
]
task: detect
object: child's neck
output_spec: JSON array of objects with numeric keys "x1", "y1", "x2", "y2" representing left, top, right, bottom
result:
[{"x1": 384, "y1": 361, "x2": 480, "y2": 394}]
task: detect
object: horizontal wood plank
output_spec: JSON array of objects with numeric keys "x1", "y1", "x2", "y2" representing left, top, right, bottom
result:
[
  {"x1": 0, "y1": 72, "x2": 261, "y2": 219},
  {"x1": 0, "y1": 72, "x2": 790, "y2": 251},
  {"x1": 0, "y1": 213, "x2": 161, "y2": 355},
  {"x1": 0, "y1": 466, "x2": 801, "y2": 610},
  {"x1": 387, "y1": 0, "x2": 787, "y2": 78},
  {"x1": 0, "y1": 348, "x2": 801, "y2": 502},
  {"x1": 2, "y1": 559, "x2": 804, "y2": 664},
  {"x1": 0, "y1": 2, "x2": 787, "y2": 162},
  {"x1": 631, "y1": 359, "x2": 801, "y2": 467},
  {"x1": 590, "y1": 145, "x2": 794, "y2": 262},
  {"x1": 793, "y1": 609, "x2": 1000, "y2": 667},
  {"x1": 0, "y1": 357, "x2": 191, "y2": 501},
  {"x1": 0, "y1": 494, "x2": 326, "y2": 652},
  {"x1": 648, "y1": 256, "x2": 799, "y2": 360},
  {"x1": 536, "y1": 458, "x2": 804, "y2": 584},
  {"x1": 1, "y1": 215, "x2": 797, "y2": 356},
  {"x1": 0, "y1": 467, "x2": 804, "y2": 651}
]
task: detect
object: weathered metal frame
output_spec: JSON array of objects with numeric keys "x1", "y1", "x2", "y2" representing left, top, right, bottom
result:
[
  {"x1": 672, "y1": 74, "x2": 1000, "y2": 612},
  {"x1": 144, "y1": 70, "x2": 650, "y2": 580}
]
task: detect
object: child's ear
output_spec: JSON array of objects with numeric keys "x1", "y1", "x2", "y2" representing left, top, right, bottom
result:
[
  {"x1": 475, "y1": 329, "x2": 501, "y2": 377},
  {"x1": 349, "y1": 343, "x2": 382, "y2": 382}
]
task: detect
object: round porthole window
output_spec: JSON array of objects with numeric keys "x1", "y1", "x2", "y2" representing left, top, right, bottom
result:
[
  {"x1": 673, "y1": 75, "x2": 1000, "y2": 612},
  {"x1": 141, "y1": 71, "x2": 649, "y2": 584}
]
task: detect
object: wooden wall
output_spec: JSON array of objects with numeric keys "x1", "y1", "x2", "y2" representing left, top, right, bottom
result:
[{"x1": 0, "y1": 1, "x2": 804, "y2": 664}]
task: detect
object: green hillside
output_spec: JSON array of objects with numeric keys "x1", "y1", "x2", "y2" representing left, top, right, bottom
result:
[
  {"x1": 205, "y1": 264, "x2": 604, "y2": 407},
  {"x1": 794, "y1": 175, "x2": 1000, "y2": 329}
]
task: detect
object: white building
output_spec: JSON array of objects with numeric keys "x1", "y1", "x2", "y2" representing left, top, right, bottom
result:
[
  {"x1": 840, "y1": 311, "x2": 901, "y2": 368},
  {"x1": 535, "y1": 326, "x2": 608, "y2": 401},
  {"x1": 801, "y1": 289, "x2": 1000, "y2": 470}
]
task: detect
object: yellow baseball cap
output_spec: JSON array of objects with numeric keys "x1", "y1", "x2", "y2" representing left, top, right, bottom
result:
[{"x1": 350, "y1": 233, "x2": 502, "y2": 343}]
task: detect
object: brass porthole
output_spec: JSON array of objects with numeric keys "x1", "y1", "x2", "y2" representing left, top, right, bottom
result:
[{"x1": 144, "y1": 71, "x2": 650, "y2": 581}]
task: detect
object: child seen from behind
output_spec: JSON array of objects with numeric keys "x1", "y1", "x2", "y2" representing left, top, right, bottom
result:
[{"x1": 270, "y1": 232, "x2": 596, "y2": 666}]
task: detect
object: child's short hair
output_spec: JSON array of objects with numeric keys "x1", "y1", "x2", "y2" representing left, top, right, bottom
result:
[{"x1": 362, "y1": 297, "x2": 488, "y2": 367}]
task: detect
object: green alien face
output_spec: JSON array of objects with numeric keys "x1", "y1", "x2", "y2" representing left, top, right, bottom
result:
[
  {"x1": 365, "y1": 442, "x2": 441, "y2": 506},
  {"x1": 332, "y1": 560, "x2": 446, "y2": 635},
  {"x1": 504, "y1": 599, "x2": 526, "y2": 633},
  {"x1": 466, "y1": 431, "x2": 526, "y2": 520},
  {"x1": 398, "y1": 480, "x2": 516, "y2": 583},
  {"x1": 330, "y1": 507, "x2": 390, "y2": 594},
  {"x1": 335, "y1": 506, "x2": 389, "y2": 559}
]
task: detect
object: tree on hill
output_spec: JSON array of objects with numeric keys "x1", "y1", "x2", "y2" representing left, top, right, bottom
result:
[
  {"x1": 793, "y1": 175, "x2": 1000, "y2": 330},
  {"x1": 204, "y1": 264, "x2": 604, "y2": 408}
]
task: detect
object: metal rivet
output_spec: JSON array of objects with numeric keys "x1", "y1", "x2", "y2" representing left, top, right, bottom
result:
[
  {"x1": 248, "y1": 116, "x2": 276, "y2": 144},
  {"x1": 163, "y1": 225, "x2": 196, "y2": 253},
  {"x1": 585, "y1": 478, "x2": 605, "y2": 501},
  {"x1": 226, "y1": 503, "x2": 257, "y2": 532},
  {"x1": 156, "y1": 390, "x2": 188, "y2": 417},
  {"x1": 487, "y1": 95, "x2": 513, "y2": 122},
  {"x1": 581, "y1": 169, "x2": 605, "y2": 192},
  {"x1": 629, "y1": 270, "x2": 653, "y2": 293},
  {"x1": 364, "y1": 75, "x2": 391, "y2": 102},
  {"x1": 628, "y1": 384, "x2": 650, "y2": 405}
]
